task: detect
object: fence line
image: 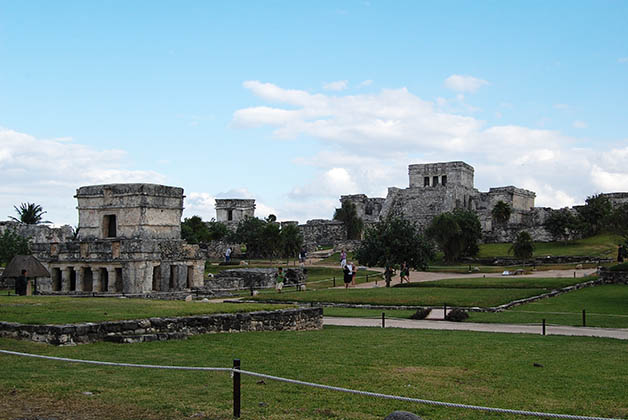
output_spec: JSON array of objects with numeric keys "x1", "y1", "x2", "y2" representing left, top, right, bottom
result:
[{"x1": 0, "y1": 349, "x2": 623, "y2": 420}]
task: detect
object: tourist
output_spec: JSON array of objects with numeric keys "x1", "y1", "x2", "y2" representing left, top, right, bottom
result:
[
  {"x1": 350, "y1": 261, "x2": 357, "y2": 286},
  {"x1": 15, "y1": 269, "x2": 27, "y2": 296},
  {"x1": 400, "y1": 262, "x2": 410, "y2": 283},
  {"x1": 343, "y1": 263, "x2": 352, "y2": 289},
  {"x1": 275, "y1": 267, "x2": 285, "y2": 293},
  {"x1": 225, "y1": 246, "x2": 232, "y2": 263},
  {"x1": 384, "y1": 265, "x2": 393, "y2": 288},
  {"x1": 340, "y1": 249, "x2": 347, "y2": 268},
  {"x1": 299, "y1": 247, "x2": 307, "y2": 266}
]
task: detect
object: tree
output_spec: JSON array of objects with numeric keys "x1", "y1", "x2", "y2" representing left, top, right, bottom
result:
[
  {"x1": 577, "y1": 194, "x2": 612, "y2": 237},
  {"x1": 9, "y1": 202, "x2": 50, "y2": 224},
  {"x1": 510, "y1": 231, "x2": 535, "y2": 267},
  {"x1": 0, "y1": 229, "x2": 31, "y2": 265},
  {"x1": 333, "y1": 200, "x2": 364, "y2": 240},
  {"x1": 544, "y1": 209, "x2": 577, "y2": 242},
  {"x1": 261, "y1": 221, "x2": 281, "y2": 261},
  {"x1": 609, "y1": 203, "x2": 628, "y2": 239},
  {"x1": 233, "y1": 217, "x2": 266, "y2": 259},
  {"x1": 280, "y1": 223, "x2": 303, "y2": 264},
  {"x1": 426, "y1": 209, "x2": 482, "y2": 263},
  {"x1": 207, "y1": 219, "x2": 229, "y2": 241},
  {"x1": 355, "y1": 216, "x2": 434, "y2": 286},
  {"x1": 181, "y1": 215, "x2": 212, "y2": 244},
  {"x1": 491, "y1": 201, "x2": 511, "y2": 224}
]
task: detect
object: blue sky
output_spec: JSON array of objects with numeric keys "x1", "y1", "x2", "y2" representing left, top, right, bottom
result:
[{"x1": 1, "y1": 1, "x2": 627, "y2": 226}]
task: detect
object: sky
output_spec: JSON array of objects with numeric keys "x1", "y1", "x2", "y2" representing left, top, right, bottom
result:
[{"x1": 1, "y1": 1, "x2": 627, "y2": 227}]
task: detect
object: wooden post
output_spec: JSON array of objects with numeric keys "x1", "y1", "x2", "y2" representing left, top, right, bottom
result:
[
  {"x1": 233, "y1": 359, "x2": 241, "y2": 418},
  {"x1": 542, "y1": 319, "x2": 546, "y2": 336},
  {"x1": 382, "y1": 312, "x2": 385, "y2": 328}
]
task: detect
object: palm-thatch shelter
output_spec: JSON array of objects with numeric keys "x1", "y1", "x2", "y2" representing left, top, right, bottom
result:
[{"x1": 1, "y1": 255, "x2": 50, "y2": 279}]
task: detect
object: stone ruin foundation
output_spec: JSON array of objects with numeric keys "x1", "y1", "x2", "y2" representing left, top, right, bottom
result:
[{"x1": 31, "y1": 183, "x2": 205, "y2": 295}]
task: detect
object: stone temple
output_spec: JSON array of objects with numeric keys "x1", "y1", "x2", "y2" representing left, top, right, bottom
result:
[
  {"x1": 215, "y1": 199, "x2": 256, "y2": 224},
  {"x1": 342, "y1": 161, "x2": 543, "y2": 241},
  {"x1": 32, "y1": 184, "x2": 205, "y2": 294}
]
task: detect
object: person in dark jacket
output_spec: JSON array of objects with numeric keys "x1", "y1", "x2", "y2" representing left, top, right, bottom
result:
[{"x1": 15, "y1": 269, "x2": 28, "y2": 296}]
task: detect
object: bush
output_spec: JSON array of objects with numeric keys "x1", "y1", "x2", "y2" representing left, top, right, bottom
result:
[
  {"x1": 608, "y1": 262, "x2": 628, "y2": 272},
  {"x1": 219, "y1": 259, "x2": 241, "y2": 266},
  {"x1": 445, "y1": 308, "x2": 469, "y2": 322},
  {"x1": 409, "y1": 307, "x2": 431, "y2": 320}
]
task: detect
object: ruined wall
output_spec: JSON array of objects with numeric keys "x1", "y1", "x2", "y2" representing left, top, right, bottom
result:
[
  {"x1": 0, "y1": 307, "x2": 323, "y2": 346},
  {"x1": 76, "y1": 184, "x2": 183, "y2": 240},
  {"x1": 215, "y1": 199, "x2": 256, "y2": 223},
  {"x1": 0, "y1": 221, "x2": 73, "y2": 244},
  {"x1": 340, "y1": 194, "x2": 386, "y2": 223},
  {"x1": 299, "y1": 219, "x2": 347, "y2": 249}
]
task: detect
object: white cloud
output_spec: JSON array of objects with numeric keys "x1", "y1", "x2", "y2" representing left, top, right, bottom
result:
[
  {"x1": 323, "y1": 80, "x2": 348, "y2": 91},
  {"x1": 573, "y1": 120, "x2": 588, "y2": 129},
  {"x1": 618, "y1": 57, "x2": 628, "y2": 63},
  {"x1": 358, "y1": 79, "x2": 373, "y2": 87},
  {"x1": 444, "y1": 74, "x2": 489, "y2": 93},
  {"x1": 0, "y1": 127, "x2": 165, "y2": 225},
  {"x1": 233, "y1": 81, "x2": 628, "y2": 218}
]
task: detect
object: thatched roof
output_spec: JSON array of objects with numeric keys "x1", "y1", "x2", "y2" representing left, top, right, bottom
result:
[{"x1": 1, "y1": 255, "x2": 50, "y2": 278}]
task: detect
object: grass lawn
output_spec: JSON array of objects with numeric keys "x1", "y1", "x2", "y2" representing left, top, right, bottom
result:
[
  {"x1": 478, "y1": 233, "x2": 622, "y2": 259},
  {"x1": 468, "y1": 284, "x2": 628, "y2": 328},
  {"x1": 251, "y1": 286, "x2": 548, "y2": 307},
  {"x1": 0, "y1": 295, "x2": 290, "y2": 324},
  {"x1": 0, "y1": 327, "x2": 626, "y2": 420}
]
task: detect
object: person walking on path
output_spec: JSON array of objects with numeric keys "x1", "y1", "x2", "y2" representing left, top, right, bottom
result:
[
  {"x1": 275, "y1": 267, "x2": 285, "y2": 293},
  {"x1": 299, "y1": 247, "x2": 307, "y2": 266},
  {"x1": 343, "y1": 263, "x2": 353, "y2": 289},
  {"x1": 399, "y1": 262, "x2": 410, "y2": 283},
  {"x1": 340, "y1": 249, "x2": 347, "y2": 268},
  {"x1": 350, "y1": 262, "x2": 357, "y2": 286},
  {"x1": 225, "y1": 247, "x2": 232, "y2": 263}
]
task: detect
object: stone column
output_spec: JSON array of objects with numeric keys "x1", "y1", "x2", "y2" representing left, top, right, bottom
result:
[
  {"x1": 92, "y1": 268, "x2": 101, "y2": 293},
  {"x1": 75, "y1": 268, "x2": 83, "y2": 292},
  {"x1": 61, "y1": 267, "x2": 71, "y2": 292},
  {"x1": 107, "y1": 267, "x2": 116, "y2": 293}
]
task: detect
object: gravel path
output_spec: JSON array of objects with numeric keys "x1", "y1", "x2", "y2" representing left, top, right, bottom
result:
[{"x1": 323, "y1": 316, "x2": 628, "y2": 340}]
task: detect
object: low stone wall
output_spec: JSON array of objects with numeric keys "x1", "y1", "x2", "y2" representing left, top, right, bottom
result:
[
  {"x1": 0, "y1": 307, "x2": 323, "y2": 346},
  {"x1": 598, "y1": 269, "x2": 628, "y2": 284}
]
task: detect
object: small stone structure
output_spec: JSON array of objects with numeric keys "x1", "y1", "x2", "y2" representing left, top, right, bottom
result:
[
  {"x1": 215, "y1": 199, "x2": 255, "y2": 224},
  {"x1": 298, "y1": 219, "x2": 347, "y2": 249},
  {"x1": 31, "y1": 183, "x2": 205, "y2": 294},
  {"x1": 206, "y1": 267, "x2": 305, "y2": 290},
  {"x1": 0, "y1": 307, "x2": 323, "y2": 346}
]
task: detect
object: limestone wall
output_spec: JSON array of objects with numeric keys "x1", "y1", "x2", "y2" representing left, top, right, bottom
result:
[
  {"x1": 0, "y1": 221, "x2": 73, "y2": 244},
  {"x1": 76, "y1": 184, "x2": 183, "y2": 240},
  {"x1": 299, "y1": 219, "x2": 346, "y2": 249},
  {"x1": 0, "y1": 307, "x2": 323, "y2": 346}
]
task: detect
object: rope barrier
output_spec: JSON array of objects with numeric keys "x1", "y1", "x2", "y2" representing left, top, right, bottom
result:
[{"x1": 0, "y1": 349, "x2": 624, "y2": 420}]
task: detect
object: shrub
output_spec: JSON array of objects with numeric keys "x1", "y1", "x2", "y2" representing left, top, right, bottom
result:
[
  {"x1": 219, "y1": 259, "x2": 241, "y2": 266},
  {"x1": 445, "y1": 308, "x2": 469, "y2": 322},
  {"x1": 409, "y1": 307, "x2": 431, "y2": 320},
  {"x1": 608, "y1": 262, "x2": 628, "y2": 272}
]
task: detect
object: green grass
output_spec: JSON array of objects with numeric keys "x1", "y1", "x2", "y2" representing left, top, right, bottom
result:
[
  {"x1": 478, "y1": 233, "x2": 622, "y2": 259},
  {"x1": 0, "y1": 295, "x2": 290, "y2": 324},
  {"x1": 251, "y1": 287, "x2": 548, "y2": 307},
  {"x1": 313, "y1": 251, "x2": 356, "y2": 265},
  {"x1": 324, "y1": 307, "x2": 417, "y2": 318},
  {"x1": 468, "y1": 284, "x2": 628, "y2": 328},
  {"x1": 0, "y1": 327, "x2": 626, "y2": 419}
]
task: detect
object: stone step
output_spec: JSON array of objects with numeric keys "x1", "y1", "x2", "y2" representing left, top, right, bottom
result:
[{"x1": 103, "y1": 331, "x2": 188, "y2": 344}]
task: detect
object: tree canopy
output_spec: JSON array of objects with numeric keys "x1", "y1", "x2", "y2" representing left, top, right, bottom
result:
[
  {"x1": 9, "y1": 203, "x2": 50, "y2": 224},
  {"x1": 233, "y1": 217, "x2": 303, "y2": 261},
  {"x1": 544, "y1": 209, "x2": 578, "y2": 242},
  {"x1": 0, "y1": 229, "x2": 31, "y2": 266},
  {"x1": 333, "y1": 200, "x2": 364, "y2": 240},
  {"x1": 182, "y1": 216, "x2": 229, "y2": 244},
  {"x1": 577, "y1": 194, "x2": 613, "y2": 237},
  {"x1": 426, "y1": 208, "x2": 482, "y2": 263},
  {"x1": 355, "y1": 216, "x2": 434, "y2": 271},
  {"x1": 510, "y1": 231, "x2": 535, "y2": 265}
]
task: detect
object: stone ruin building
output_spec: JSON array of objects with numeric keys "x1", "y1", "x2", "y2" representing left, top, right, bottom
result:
[
  {"x1": 341, "y1": 161, "x2": 546, "y2": 242},
  {"x1": 31, "y1": 184, "x2": 205, "y2": 295},
  {"x1": 215, "y1": 199, "x2": 256, "y2": 225}
]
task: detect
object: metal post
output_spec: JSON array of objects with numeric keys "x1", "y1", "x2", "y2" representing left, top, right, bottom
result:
[
  {"x1": 443, "y1": 304, "x2": 447, "y2": 320},
  {"x1": 542, "y1": 319, "x2": 546, "y2": 336},
  {"x1": 574, "y1": 271, "x2": 576, "y2": 278},
  {"x1": 382, "y1": 312, "x2": 385, "y2": 328},
  {"x1": 582, "y1": 309, "x2": 586, "y2": 327},
  {"x1": 233, "y1": 359, "x2": 241, "y2": 418},
  {"x1": 366, "y1": 274, "x2": 369, "y2": 282},
  {"x1": 333, "y1": 276, "x2": 335, "y2": 287}
]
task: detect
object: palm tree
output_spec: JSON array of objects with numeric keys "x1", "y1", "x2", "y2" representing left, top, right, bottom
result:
[
  {"x1": 491, "y1": 200, "x2": 512, "y2": 224},
  {"x1": 333, "y1": 201, "x2": 364, "y2": 240},
  {"x1": 9, "y1": 202, "x2": 51, "y2": 224}
]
